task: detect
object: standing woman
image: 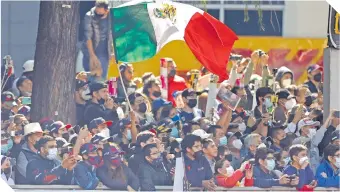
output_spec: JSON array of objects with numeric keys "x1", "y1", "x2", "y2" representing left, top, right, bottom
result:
[{"x1": 97, "y1": 144, "x2": 139, "y2": 191}]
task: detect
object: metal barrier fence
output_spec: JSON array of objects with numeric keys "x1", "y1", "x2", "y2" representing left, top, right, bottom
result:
[{"x1": 10, "y1": 185, "x2": 340, "y2": 191}]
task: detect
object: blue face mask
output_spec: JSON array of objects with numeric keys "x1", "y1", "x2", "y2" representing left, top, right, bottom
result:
[
  {"x1": 171, "y1": 115, "x2": 180, "y2": 123},
  {"x1": 1, "y1": 139, "x2": 13, "y2": 154},
  {"x1": 127, "y1": 130, "x2": 132, "y2": 141},
  {"x1": 219, "y1": 136, "x2": 228, "y2": 146},
  {"x1": 170, "y1": 127, "x2": 179, "y2": 138}
]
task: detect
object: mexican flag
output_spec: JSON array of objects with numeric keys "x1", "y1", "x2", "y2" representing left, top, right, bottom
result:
[{"x1": 111, "y1": 0, "x2": 238, "y2": 81}]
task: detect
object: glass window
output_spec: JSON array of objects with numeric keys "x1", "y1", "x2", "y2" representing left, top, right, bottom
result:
[
  {"x1": 224, "y1": 10, "x2": 283, "y2": 36},
  {"x1": 207, "y1": 9, "x2": 220, "y2": 20}
]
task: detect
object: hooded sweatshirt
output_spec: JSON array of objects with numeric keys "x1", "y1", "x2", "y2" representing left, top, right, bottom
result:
[
  {"x1": 274, "y1": 66, "x2": 294, "y2": 88},
  {"x1": 1, "y1": 155, "x2": 15, "y2": 185}
]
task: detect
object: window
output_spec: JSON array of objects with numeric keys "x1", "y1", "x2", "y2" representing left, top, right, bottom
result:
[
  {"x1": 206, "y1": 9, "x2": 220, "y2": 20},
  {"x1": 224, "y1": 10, "x2": 283, "y2": 36}
]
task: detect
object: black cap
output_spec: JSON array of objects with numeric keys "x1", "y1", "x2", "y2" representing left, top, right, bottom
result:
[
  {"x1": 181, "y1": 88, "x2": 197, "y2": 98},
  {"x1": 88, "y1": 81, "x2": 107, "y2": 95},
  {"x1": 226, "y1": 131, "x2": 242, "y2": 139},
  {"x1": 1, "y1": 91, "x2": 16, "y2": 104},
  {"x1": 76, "y1": 80, "x2": 88, "y2": 91},
  {"x1": 276, "y1": 89, "x2": 295, "y2": 100},
  {"x1": 256, "y1": 87, "x2": 274, "y2": 98},
  {"x1": 128, "y1": 92, "x2": 142, "y2": 104},
  {"x1": 331, "y1": 130, "x2": 340, "y2": 142}
]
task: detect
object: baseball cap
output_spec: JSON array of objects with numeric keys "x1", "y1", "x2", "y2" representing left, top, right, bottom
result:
[
  {"x1": 91, "y1": 133, "x2": 110, "y2": 144},
  {"x1": 227, "y1": 131, "x2": 243, "y2": 140},
  {"x1": 192, "y1": 129, "x2": 212, "y2": 139},
  {"x1": 115, "y1": 118, "x2": 132, "y2": 130},
  {"x1": 297, "y1": 118, "x2": 320, "y2": 132},
  {"x1": 152, "y1": 98, "x2": 172, "y2": 113},
  {"x1": 331, "y1": 130, "x2": 340, "y2": 142},
  {"x1": 102, "y1": 145, "x2": 124, "y2": 160},
  {"x1": 80, "y1": 143, "x2": 98, "y2": 155},
  {"x1": 56, "y1": 137, "x2": 71, "y2": 148},
  {"x1": 1, "y1": 91, "x2": 16, "y2": 105},
  {"x1": 307, "y1": 64, "x2": 323, "y2": 74},
  {"x1": 89, "y1": 117, "x2": 113, "y2": 130},
  {"x1": 18, "y1": 105, "x2": 31, "y2": 116},
  {"x1": 119, "y1": 63, "x2": 131, "y2": 73},
  {"x1": 24, "y1": 122, "x2": 43, "y2": 136},
  {"x1": 22, "y1": 60, "x2": 34, "y2": 73},
  {"x1": 48, "y1": 121, "x2": 72, "y2": 134},
  {"x1": 181, "y1": 88, "x2": 197, "y2": 98},
  {"x1": 153, "y1": 119, "x2": 172, "y2": 134},
  {"x1": 76, "y1": 80, "x2": 88, "y2": 91},
  {"x1": 88, "y1": 81, "x2": 107, "y2": 95},
  {"x1": 276, "y1": 89, "x2": 295, "y2": 100},
  {"x1": 39, "y1": 118, "x2": 54, "y2": 131}
]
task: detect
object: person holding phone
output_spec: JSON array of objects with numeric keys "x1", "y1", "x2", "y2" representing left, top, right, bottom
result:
[
  {"x1": 316, "y1": 144, "x2": 340, "y2": 188},
  {"x1": 1, "y1": 91, "x2": 17, "y2": 121},
  {"x1": 319, "y1": 110, "x2": 340, "y2": 156}
]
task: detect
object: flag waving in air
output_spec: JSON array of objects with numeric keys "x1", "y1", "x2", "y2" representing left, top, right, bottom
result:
[{"x1": 111, "y1": 0, "x2": 238, "y2": 81}]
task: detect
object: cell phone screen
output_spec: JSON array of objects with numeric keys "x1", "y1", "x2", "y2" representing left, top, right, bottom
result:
[{"x1": 21, "y1": 97, "x2": 31, "y2": 105}]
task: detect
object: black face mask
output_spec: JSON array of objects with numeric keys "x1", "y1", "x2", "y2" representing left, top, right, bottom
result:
[
  {"x1": 152, "y1": 91, "x2": 161, "y2": 98},
  {"x1": 2, "y1": 168, "x2": 11, "y2": 174},
  {"x1": 279, "y1": 137, "x2": 290, "y2": 149},
  {"x1": 169, "y1": 69, "x2": 176, "y2": 77},
  {"x1": 194, "y1": 151, "x2": 204, "y2": 159},
  {"x1": 225, "y1": 154, "x2": 233, "y2": 162},
  {"x1": 138, "y1": 103, "x2": 147, "y2": 113},
  {"x1": 62, "y1": 133, "x2": 70, "y2": 141},
  {"x1": 313, "y1": 73, "x2": 322, "y2": 82},
  {"x1": 94, "y1": 12, "x2": 105, "y2": 19},
  {"x1": 188, "y1": 99, "x2": 197, "y2": 108},
  {"x1": 160, "y1": 107, "x2": 171, "y2": 119},
  {"x1": 305, "y1": 96, "x2": 313, "y2": 107}
]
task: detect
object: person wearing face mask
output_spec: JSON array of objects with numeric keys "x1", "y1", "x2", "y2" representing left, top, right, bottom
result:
[
  {"x1": 243, "y1": 133, "x2": 262, "y2": 163},
  {"x1": 1, "y1": 155, "x2": 15, "y2": 185},
  {"x1": 26, "y1": 135, "x2": 76, "y2": 185},
  {"x1": 138, "y1": 143, "x2": 172, "y2": 191},
  {"x1": 253, "y1": 147, "x2": 292, "y2": 188},
  {"x1": 15, "y1": 123, "x2": 43, "y2": 184},
  {"x1": 294, "y1": 118, "x2": 323, "y2": 172},
  {"x1": 274, "y1": 150, "x2": 290, "y2": 174},
  {"x1": 82, "y1": 0, "x2": 114, "y2": 80},
  {"x1": 283, "y1": 144, "x2": 316, "y2": 190},
  {"x1": 47, "y1": 121, "x2": 72, "y2": 139},
  {"x1": 319, "y1": 111, "x2": 340, "y2": 156},
  {"x1": 273, "y1": 89, "x2": 297, "y2": 126},
  {"x1": 274, "y1": 66, "x2": 294, "y2": 89},
  {"x1": 116, "y1": 63, "x2": 137, "y2": 103},
  {"x1": 1, "y1": 91, "x2": 17, "y2": 121},
  {"x1": 179, "y1": 88, "x2": 204, "y2": 123},
  {"x1": 88, "y1": 117, "x2": 112, "y2": 137},
  {"x1": 160, "y1": 58, "x2": 187, "y2": 105},
  {"x1": 226, "y1": 132, "x2": 244, "y2": 169},
  {"x1": 84, "y1": 81, "x2": 118, "y2": 126},
  {"x1": 181, "y1": 134, "x2": 215, "y2": 190},
  {"x1": 73, "y1": 143, "x2": 100, "y2": 189},
  {"x1": 254, "y1": 87, "x2": 275, "y2": 119},
  {"x1": 75, "y1": 80, "x2": 90, "y2": 127},
  {"x1": 215, "y1": 158, "x2": 254, "y2": 188},
  {"x1": 143, "y1": 78, "x2": 162, "y2": 103},
  {"x1": 316, "y1": 144, "x2": 340, "y2": 188},
  {"x1": 304, "y1": 64, "x2": 323, "y2": 94},
  {"x1": 129, "y1": 92, "x2": 155, "y2": 125},
  {"x1": 270, "y1": 128, "x2": 290, "y2": 153},
  {"x1": 206, "y1": 125, "x2": 227, "y2": 147}
]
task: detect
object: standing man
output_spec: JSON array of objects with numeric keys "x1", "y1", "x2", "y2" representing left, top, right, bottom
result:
[
  {"x1": 82, "y1": 0, "x2": 114, "y2": 80},
  {"x1": 304, "y1": 64, "x2": 323, "y2": 94},
  {"x1": 164, "y1": 59, "x2": 187, "y2": 105}
]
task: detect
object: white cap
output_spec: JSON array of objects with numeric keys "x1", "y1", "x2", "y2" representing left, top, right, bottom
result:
[
  {"x1": 22, "y1": 60, "x2": 34, "y2": 73},
  {"x1": 24, "y1": 122, "x2": 43, "y2": 136},
  {"x1": 297, "y1": 118, "x2": 320, "y2": 132},
  {"x1": 192, "y1": 129, "x2": 212, "y2": 139}
]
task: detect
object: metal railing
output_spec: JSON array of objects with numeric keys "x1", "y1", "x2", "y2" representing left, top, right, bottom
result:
[{"x1": 10, "y1": 185, "x2": 340, "y2": 191}]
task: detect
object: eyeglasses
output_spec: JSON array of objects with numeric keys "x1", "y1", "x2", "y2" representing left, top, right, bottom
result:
[{"x1": 333, "y1": 154, "x2": 340, "y2": 158}]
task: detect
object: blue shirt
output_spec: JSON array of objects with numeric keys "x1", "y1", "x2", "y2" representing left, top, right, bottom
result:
[
  {"x1": 283, "y1": 164, "x2": 315, "y2": 189},
  {"x1": 316, "y1": 160, "x2": 340, "y2": 188},
  {"x1": 183, "y1": 154, "x2": 213, "y2": 187}
]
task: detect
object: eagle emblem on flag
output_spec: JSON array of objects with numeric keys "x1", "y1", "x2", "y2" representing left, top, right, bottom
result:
[{"x1": 153, "y1": 3, "x2": 176, "y2": 23}]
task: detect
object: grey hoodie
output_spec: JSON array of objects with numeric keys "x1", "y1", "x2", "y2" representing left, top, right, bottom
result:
[{"x1": 274, "y1": 66, "x2": 294, "y2": 85}]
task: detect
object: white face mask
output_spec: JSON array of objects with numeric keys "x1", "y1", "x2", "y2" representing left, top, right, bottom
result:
[
  {"x1": 299, "y1": 156, "x2": 309, "y2": 165},
  {"x1": 46, "y1": 148, "x2": 58, "y2": 160},
  {"x1": 101, "y1": 128, "x2": 110, "y2": 138},
  {"x1": 226, "y1": 166, "x2": 234, "y2": 177},
  {"x1": 336, "y1": 124, "x2": 340, "y2": 130},
  {"x1": 285, "y1": 99, "x2": 296, "y2": 110},
  {"x1": 238, "y1": 123, "x2": 247, "y2": 132},
  {"x1": 81, "y1": 88, "x2": 91, "y2": 100},
  {"x1": 232, "y1": 139, "x2": 243, "y2": 150},
  {"x1": 282, "y1": 79, "x2": 292, "y2": 88},
  {"x1": 283, "y1": 157, "x2": 291, "y2": 166},
  {"x1": 266, "y1": 159, "x2": 276, "y2": 171},
  {"x1": 308, "y1": 128, "x2": 316, "y2": 139},
  {"x1": 335, "y1": 157, "x2": 340, "y2": 169}
]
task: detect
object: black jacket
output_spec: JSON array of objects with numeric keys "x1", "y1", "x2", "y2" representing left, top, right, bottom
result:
[
  {"x1": 97, "y1": 164, "x2": 139, "y2": 190},
  {"x1": 318, "y1": 125, "x2": 336, "y2": 156},
  {"x1": 128, "y1": 145, "x2": 144, "y2": 175},
  {"x1": 26, "y1": 155, "x2": 73, "y2": 185},
  {"x1": 76, "y1": 103, "x2": 86, "y2": 127},
  {"x1": 83, "y1": 101, "x2": 118, "y2": 126},
  {"x1": 15, "y1": 142, "x2": 38, "y2": 184},
  {"x1": 137, "y1": 160, "x2": 172, "y2": 191}
]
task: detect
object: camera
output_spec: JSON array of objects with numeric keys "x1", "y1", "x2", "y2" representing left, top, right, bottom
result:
[{"x1": 229, "y1": 54, "x2": 243, "y2": 61}]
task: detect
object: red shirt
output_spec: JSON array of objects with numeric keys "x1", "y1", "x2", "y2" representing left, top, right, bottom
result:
[{"x1": 168, "y1": 75, "x2": 187, "y2": 105}]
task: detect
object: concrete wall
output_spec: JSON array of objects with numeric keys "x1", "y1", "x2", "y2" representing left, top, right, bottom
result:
[
  {"x1": 283, "y1": 1, "x2": 329, "y2": 38},
  {"x1": 1, "y1": 1, "x2": 40, "y2": 75}
]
